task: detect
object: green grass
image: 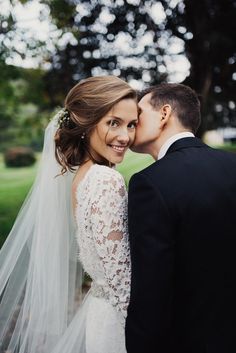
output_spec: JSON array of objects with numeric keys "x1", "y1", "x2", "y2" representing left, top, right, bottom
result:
[
  {"x1": 117, "y1": 150, "x2": 154, "y2": 185},
  {"x1": 0, "y1": 151, "x2": 153, "y2": 248},
  {"x1": 213, "y1": 143, "x2": 236, "y2": 153},
  {"x1": 0, "y1": 155, "x2": 37, "y2": 247},
  {"x1": 1, "y1": 143, "x2": 235, "y2": 248}
]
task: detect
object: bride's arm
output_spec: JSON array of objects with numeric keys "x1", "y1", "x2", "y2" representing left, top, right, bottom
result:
[{"x1": 90, "y1": 169, "x2": 131, "y2": 322}]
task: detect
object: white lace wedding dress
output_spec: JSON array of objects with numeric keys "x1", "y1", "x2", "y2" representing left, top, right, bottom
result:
[{"x1": 52, "y1": 164, "x2": 130, "y2": 353}]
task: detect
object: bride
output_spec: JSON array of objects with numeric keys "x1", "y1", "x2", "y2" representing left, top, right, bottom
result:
[{"x1": 0, "y1": 75, "x2": 138, "y2": 353}]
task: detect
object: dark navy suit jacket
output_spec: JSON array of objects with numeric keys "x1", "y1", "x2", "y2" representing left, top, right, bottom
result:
[{"x1": 126, "y1": 137, "x2": 236, "y2": 353}]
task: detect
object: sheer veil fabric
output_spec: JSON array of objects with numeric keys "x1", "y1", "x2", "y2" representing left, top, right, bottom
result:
[{"x1": 0, "y1": 113, "x2": 84, "y2": 353}]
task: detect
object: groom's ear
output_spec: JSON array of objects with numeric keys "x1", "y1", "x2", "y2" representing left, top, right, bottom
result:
[{"x1": 160, "y1": 104, "x2": 172, "y2": 125}]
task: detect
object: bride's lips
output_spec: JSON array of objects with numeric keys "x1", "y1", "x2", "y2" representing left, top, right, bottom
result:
[{"x1": 109, "y1": 144, "x2": 128, "y2": 153}]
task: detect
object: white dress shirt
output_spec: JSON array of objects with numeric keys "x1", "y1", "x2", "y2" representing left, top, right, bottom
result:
[{"x1": 158, "y1": 132, "x2": 195, "y2": 160}]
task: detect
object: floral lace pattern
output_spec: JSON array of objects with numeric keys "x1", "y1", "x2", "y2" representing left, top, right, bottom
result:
[{"x1": 74, "y1": 164, "x2": 130, "y2": 323}]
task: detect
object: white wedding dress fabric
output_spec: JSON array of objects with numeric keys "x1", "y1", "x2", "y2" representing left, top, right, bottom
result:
[
  {"x1": 51, "y1": 164, "x2": 131, "y2": 353},
  {"x1": 0, "y1": 113, "x2": 130, "y2": 353}
]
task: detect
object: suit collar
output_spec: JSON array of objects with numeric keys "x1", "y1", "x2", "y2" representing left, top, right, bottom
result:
[
  {"x1": 165, "y1": 137, "x2": 206, "y2": 156},
  {"x1": 158, "y1": 132, "x2": 194, "y2": 160}
]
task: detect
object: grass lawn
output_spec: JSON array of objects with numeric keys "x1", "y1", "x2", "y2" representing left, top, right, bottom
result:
[
  {"x1": 215, "y1": 143, "x2": 236, "y2": 153},
  {"x1": 0, "y1": 155, "x2": 38, "y2": 247},
  {"x1": 117, "y1": 150, "x2": 154, "y2": 185},
  {"x1": 0, "y1": 151, "x2": 153, "y2": 248},
  {"x1": 1, "y1": 142, "x2": 235, "y2": 248}
]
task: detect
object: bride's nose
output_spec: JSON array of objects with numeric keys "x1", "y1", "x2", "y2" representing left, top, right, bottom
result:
[{"x1": 117, "y1": 128, "x2": 130, "y2": 144}]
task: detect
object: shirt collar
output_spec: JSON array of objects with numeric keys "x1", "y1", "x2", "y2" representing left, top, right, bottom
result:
[{"x1": 157, "y1": 132, "x2": 195, "y2": 160}]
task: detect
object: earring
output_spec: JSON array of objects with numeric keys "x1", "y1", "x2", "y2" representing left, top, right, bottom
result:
[{"x1": 81, "y1": 133, "x2": 85, "y2": 140}]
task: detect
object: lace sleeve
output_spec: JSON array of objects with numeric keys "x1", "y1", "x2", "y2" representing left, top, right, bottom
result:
[{"x1": 90, "y1": 168, "x2": 130, "y2": 321}]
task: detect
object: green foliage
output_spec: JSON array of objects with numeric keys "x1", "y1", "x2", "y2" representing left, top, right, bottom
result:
[
  {"x1": 43, "y1": 0, "x2": 77, "y2": 29},
  {"x1": 163, "y1": 0, "x2": 236, "y2": 135},
  {"x1": 0, "y1": 10, "x2": 16, "y2": 61},
  {"x1": 42, "y1": 0, "x2": 167, "y2": 104},
  {"x1": 0, "y1": 62, "x2": 51, "y2": 152},
  {"x1": 4, "y1": 146, "x2": 36, "y2": 167},
  {"x1": 42, "y1": 0, "x2": 236, "y2": 136},
  {"x1": 0, "y1": 1, "x2": 52, "y2": 151},
  {"x1": 0, "y1": 0, "x2": 236, "y2": 146}
]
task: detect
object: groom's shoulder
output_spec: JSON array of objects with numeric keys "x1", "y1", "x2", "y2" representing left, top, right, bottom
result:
[
  {"x1": 137, "y1": 156, "x2": 173, "y2": 176},
  {"x1": 131, "y1": 160, "x2": 160, "y2": 183},
  {"x1": 138, "y1": 160, "x2": 159, "y2": 176},
  {"x1": 130, "y1": 155, "x2": 178, "y2": 186}
]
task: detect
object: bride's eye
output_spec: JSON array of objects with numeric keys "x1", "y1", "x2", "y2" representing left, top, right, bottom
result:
[
  {"x1": 109, "y1": 119, "x2": 119, "y2": 128},
  {"x1": 128, "y1": 121, "x2": 137, "y2": 129}
]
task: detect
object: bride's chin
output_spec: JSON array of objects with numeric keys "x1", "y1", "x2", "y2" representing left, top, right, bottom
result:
[{"x1": 108, "y1": 157, "x2": 123, "y2": 165}]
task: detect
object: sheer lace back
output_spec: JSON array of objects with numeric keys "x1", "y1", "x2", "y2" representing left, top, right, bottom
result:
[{"x1": 74, "y1": 164, "x2": 130, "y2": 322}]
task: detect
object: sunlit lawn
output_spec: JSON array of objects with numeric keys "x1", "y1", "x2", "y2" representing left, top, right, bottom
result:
[
  {"x1": 117, "y1": 149, "x2": 154, "y2": 185},
  {"x1": 0, "y1": 154, "x2": 38, "y2": 247},
  {"x1": 0, "y1": 151, "x2": 153, "y2": 247},
  {"x1": 1, "y1": 142, "x2": 236, "y2": 248}
]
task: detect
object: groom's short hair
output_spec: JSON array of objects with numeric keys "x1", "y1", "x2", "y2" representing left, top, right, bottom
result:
[{"x1": 140, "y1": 83, "x2": 201, "y2": 134}]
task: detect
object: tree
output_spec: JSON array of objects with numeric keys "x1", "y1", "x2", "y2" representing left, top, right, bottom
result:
[
  {"x1": 43, "y1": 0, "x2": 236, "y2": 136},
  {"x1": 164, "y1": 0, "x2": 236, "y2": 135},
  {"x1": 2, "y1": 0, "x2": 236, "y2": 137},
  {"x1": 0, "y1": 64, "x2": 50, "y2": 151},
  {"x1": 0, "y1": 0, "x2": 51, "y2": 151},
  {"x1": 42, "y1": 0, "x2": 168, "y2": 105},
  {"x1": 0, "y1": 3, "x2": 16, "y2": 62}
]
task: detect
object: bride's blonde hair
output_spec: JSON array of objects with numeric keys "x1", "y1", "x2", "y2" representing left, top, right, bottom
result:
[{"x1": 55, "y1": 75, "x2": 137, "y2": 174}]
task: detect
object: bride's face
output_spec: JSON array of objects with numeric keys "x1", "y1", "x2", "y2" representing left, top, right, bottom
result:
[{"x1": 88, "y1": 98, "x2": 138, "y2": 165}]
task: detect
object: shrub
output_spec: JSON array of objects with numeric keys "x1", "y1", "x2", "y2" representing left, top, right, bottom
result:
[{"x1": 4, "y1": 147, "x2": 36, "y2": 167}]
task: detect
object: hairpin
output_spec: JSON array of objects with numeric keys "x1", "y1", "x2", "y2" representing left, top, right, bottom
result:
[{"x1": 57, "y1": 108, "x2": 70, "y2": 128}]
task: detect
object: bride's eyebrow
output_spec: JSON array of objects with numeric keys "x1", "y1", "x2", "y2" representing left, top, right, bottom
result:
[
  {"x1": 106, "y1": 115, "x2": 122, "y2": 120},
  {"x1": 107, "y1": 116, "x2": 138, "y2": 122}
]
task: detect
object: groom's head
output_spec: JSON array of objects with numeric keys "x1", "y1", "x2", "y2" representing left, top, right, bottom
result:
[{"x1": 131, "y1": 83, "x2": 201, "y2": 158}]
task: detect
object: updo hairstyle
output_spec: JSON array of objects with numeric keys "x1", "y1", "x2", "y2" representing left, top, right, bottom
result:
[{"x1": 55, "y1": 76, "x2": 137, "y2": 174}]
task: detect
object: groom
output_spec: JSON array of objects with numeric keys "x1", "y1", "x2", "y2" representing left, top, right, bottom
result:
[{"x1": 126, "y1": 83, "x2": 236, "y2": 353}]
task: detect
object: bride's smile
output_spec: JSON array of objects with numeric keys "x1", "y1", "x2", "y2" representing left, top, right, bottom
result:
[{"x1": 88, "y1": 98, "x2": 138, "y2": 165}]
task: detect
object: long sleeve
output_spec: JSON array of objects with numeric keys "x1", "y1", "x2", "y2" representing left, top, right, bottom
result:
[
  {"x1": 90, "y1": 168, "x2": 131, "y2": 323},
  {"x1": 126, "y1": 172, "x2": 175, "y2": 353}
]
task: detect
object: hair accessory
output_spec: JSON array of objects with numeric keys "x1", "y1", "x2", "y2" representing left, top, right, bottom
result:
[
  {"x1": 81, "y1": 132, "x2": 85, "y2": 140},
  {"x1": 57, "y1": 108, "x2": 71, "y2": 128}
]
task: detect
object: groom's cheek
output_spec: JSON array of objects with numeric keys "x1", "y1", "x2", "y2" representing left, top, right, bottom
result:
[
  {"x1": 130, "y1": 123, "x2": 145, "y2": 150},
  {"x1": 129, "y1": 137, "x2": 142, "y2": 152}
]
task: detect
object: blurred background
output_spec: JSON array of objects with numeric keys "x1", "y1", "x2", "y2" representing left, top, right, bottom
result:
[{"x1": 1, "y1": 0, "x2": 236, "y2": 247}]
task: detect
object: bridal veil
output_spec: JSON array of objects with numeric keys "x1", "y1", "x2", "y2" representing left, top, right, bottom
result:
[{"x1": 0, "y1": 112, "x2": 84, "y2": 353}]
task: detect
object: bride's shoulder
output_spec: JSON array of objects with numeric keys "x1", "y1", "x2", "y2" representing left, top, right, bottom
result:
[{"x1": 91, "y1": 164, "x2": 125, "y2": 186}]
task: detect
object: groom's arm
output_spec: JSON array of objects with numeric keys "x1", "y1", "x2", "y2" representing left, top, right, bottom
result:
[{"x1": 126, "y1": 172, "x2": 175, "y2": 353}]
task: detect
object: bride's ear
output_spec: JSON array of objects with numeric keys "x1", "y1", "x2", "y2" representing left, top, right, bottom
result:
[{"x1": 160, "y1": 104, "x2": 172, "y2": 126}]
